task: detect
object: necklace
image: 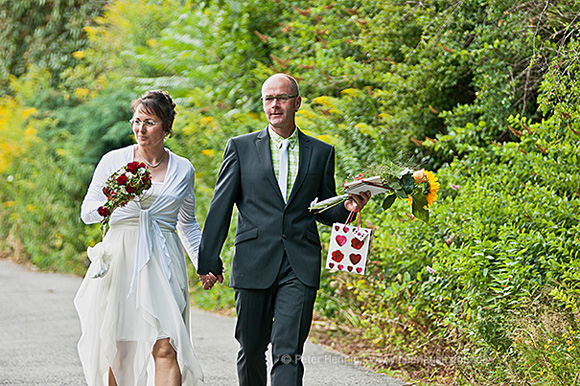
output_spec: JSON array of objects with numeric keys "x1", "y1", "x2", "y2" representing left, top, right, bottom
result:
[{"x1": 138, "y1": 146, "x2": 165, "y2": 168}]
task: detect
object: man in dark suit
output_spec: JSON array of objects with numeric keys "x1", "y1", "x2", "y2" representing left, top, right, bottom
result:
[{"x1": 197, "y1": 73, "x2": 370, "y2": 386}]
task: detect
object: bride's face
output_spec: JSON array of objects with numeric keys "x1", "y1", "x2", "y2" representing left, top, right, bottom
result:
[{"x1": 131, "y1": 106, "x2": 166, "y2": 149}]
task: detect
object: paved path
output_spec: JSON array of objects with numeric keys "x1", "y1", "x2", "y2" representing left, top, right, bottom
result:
[{"x1": 0, "y1": 259, "x2": 404, "y2": 385}]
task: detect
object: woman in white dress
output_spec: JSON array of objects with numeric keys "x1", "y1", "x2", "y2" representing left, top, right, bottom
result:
[{"x1": 75, "y1": 90, "x2": 204, "y2": 386}]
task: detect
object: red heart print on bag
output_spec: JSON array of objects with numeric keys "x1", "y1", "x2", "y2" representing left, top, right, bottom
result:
[
  {"x1": 349, "y1": 253, "x2": 362, "y2": 265},
  {"x1": 347, "y1": 266, "x2": 353, "y2": 272},
  {"x1": 336, "y1": 235, "x2": 347, "y2": 246},
  {"x1": 329, "y1": 262, "x2": 335, "y2": 269},
  {"x1": 331, "y1": 250, "x2": 344, "y2": 262},
  {"x1": 356, "y1": 267, "x2": 363, "y2": 274},
  {"x1": 351, "y1": 238, "x2": 364, "y2": 250},
  {"x1": 338, "y1": 264, "x2": 344, "y2": 270},
  {"x1": 334, "y1": 225, "x2": 340, "y2": 231}
]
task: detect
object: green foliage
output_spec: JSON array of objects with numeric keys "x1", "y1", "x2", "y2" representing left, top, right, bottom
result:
[
  {"x1": 0, "y1": 0, "x2": 103, "y2": 92},
  {"x1": 317, "y1": 36, "x2": 580, "y2": 383},
  {"x1": 2, "y1": 0, "x2": 580, "y2": 384},
  {"x1": 0, "y1": 90, "x2": 97, "y2": 273}
]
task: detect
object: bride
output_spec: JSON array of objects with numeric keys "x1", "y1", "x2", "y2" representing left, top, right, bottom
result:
[{"x1": 75, "y1": 90, "x2": 204, "y2": 386}]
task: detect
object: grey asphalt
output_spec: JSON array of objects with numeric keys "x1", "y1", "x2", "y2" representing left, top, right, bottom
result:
[{"x1": 0, "y1": 259, "x2": 404, "y2": 385}]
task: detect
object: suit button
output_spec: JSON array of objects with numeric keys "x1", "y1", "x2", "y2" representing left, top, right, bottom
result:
[{"x1": 282, "y1": 234, "x2": 288, "y2": 239}]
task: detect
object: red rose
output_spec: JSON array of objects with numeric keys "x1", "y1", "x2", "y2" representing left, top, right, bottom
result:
[
  {"x1": 126, "y1": 161, "x2": 140, "y2": 173},
  {"x1": 126, "y1": 185, "x2": 136, "y2": 194},
  {"x1": 116, "y1": 174, "x2": 128, "y2": 185},
  {"x1": 97, "y1": 206, "x2": 111, "y2": 217},
  {"x1": 138, "y1": 162, "x2": 147, "y2": 169}
]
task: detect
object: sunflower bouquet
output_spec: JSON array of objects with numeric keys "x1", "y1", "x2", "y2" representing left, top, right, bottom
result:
[{"x1": 309, "y1": 162, "x2": 440, "y2": 223}]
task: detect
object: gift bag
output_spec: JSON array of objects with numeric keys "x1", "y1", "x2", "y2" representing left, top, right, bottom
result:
[{"x1": 326, "y1": 212, "x2": 373, "y2": 275}]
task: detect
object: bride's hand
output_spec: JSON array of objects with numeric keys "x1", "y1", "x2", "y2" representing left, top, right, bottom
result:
[{"x1": 198, "y1": 272, "x2": 223, "y2": 290}]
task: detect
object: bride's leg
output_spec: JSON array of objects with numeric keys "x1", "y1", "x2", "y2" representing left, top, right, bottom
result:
[
  {"x1": 108, "y1": 368, "x2": 118, "y2": 386},
  {"x1": 152, "y1": 338, "x2": 181, "y2": 386}
]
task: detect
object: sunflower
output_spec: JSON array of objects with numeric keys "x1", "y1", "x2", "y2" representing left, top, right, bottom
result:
[
  {"x1": 425, "y1": 170, "x2": 440, "y2": 206},
  {"x1": 407, "y1": 170, "x2": 440, "y2": 207}
]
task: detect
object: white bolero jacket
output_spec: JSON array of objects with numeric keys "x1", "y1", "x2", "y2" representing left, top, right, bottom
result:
[{"x1": 81, "y1": 145, "x2": 202, "y2": 292}]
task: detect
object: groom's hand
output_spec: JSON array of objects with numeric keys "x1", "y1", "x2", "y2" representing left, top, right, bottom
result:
[
  {"x1": 344, "y1": 190, "x2": 371, "y2": 212},
  {"x1": 199, "y1": 272, "x2": 225, "y2": 290}
]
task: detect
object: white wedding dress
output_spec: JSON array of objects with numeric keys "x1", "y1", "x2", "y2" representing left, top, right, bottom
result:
[{"x1": 75, "y1": 146, "x2": 204, "y2": 386}]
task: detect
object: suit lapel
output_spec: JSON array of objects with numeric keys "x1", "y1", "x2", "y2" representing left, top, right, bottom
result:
[
  {"x1": 255, "y1": 128, "x2": 285, "y2": 201},
  {"x1": 287, "y1": 129, "x2": 311, "y2": 204}
]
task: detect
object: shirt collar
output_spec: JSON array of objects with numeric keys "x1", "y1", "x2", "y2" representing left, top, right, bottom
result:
[{"x1": 269, "y1": 126, "x2": 298, "y2": 150}]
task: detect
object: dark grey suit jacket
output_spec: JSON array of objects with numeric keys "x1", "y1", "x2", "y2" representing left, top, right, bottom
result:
[{"x1": 197, "y1": 128, "x2": 350, "y2": 289}]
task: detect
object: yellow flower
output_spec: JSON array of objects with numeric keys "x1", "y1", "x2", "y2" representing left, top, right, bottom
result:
[
  {"x1": 22, "y1": 108, "x2": 37, "y2": 118},
  {"x1": 315, "y1": 134, "x2": 335, "y2": 144},
  {"x1": 311, "y1": 96, "x2": 334, "y2": 107},
  {"x1": 407, "y1": 170, "x2": 440, "y2": 207},
  {"x1": 74, "y1": 88, "x2": 90, "y2": 99},
  {"x1": 340, "y1": 88, "x2": 363, "y2": 97},
  {"x1": 199, "y1": 116, "x2": 215, "y2": 128},
  {"x1": 425, "y1": 170, "x2": 440, "y2": 206}
]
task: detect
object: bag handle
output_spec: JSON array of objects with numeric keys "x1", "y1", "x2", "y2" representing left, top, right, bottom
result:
[
  {"x1": 345, "y1": 210, "x2": 363, "y2": 229},
  {"x1": 345, "y1": 210, "x2": 356, "y2": 225}
]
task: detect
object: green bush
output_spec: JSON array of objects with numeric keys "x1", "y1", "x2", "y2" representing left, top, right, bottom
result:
[{"x1": 2, "y1": 1, "x2": 580, "y2": 384}]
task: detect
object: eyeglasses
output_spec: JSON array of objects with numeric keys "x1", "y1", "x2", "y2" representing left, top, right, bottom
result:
[
  {"x1": 261, "y1": 94, "x2": 298, "y2": 104},
  {"x1": 129, "y1": 118, "x2": 159, "y2": 128}
]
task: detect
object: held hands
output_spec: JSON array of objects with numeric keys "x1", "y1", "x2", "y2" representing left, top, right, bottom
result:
[
  {"x1": 344, "y1": 190, "x2": 371, "y2": 212},
  {"x1": 198, "y1": 272, "x2": 224, "y2": 290}
]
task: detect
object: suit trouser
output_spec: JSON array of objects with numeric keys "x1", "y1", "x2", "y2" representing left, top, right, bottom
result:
[{"x1": 234, "y1": 253, "x2": 318, "y2": 386}]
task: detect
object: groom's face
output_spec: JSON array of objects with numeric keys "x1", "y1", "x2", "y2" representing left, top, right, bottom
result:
[{"x1": 262, "y1": 76, "x2": 301, "y2": 136}]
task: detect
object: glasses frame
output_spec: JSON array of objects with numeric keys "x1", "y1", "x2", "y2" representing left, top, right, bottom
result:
[
  {"x1": 261, "y1": 94, "x2": 298, "y2": 104},
  {"x1": 129, "y1": 118, "x2": 159, "y2": 128}
]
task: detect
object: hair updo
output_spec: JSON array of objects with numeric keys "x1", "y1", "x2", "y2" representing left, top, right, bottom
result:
[{"x1": 131, "y1": 90, "x2": 176, "y2": 137}]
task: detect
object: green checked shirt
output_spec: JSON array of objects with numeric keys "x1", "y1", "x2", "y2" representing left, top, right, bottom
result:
[{"x1": 269, "y1": 126, "x2": 299, "y2": 201}]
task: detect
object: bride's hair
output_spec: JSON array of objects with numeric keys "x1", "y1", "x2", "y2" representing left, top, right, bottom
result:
[{"x1": 131, "y1": 90, "x2": 176, "y2": 137}]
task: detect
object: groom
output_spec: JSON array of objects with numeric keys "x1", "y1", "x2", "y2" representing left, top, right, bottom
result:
[{"x1": 197, "y1": 73, "x2": 370, "y2": 386}]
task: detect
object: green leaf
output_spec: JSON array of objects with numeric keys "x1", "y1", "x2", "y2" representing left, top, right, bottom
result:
[
  {"x1": 401, "y1": 174, "x2": 415, "y2": 195},
  {"x1": 386, "y1": 179, "x2": 408, "y2": 198},
  {"x1": 411, "y1": 192, "x2": 429, "y2": 223},
  {"x1": 382, "y1": 194, "x2": 397, "y2": 210}
]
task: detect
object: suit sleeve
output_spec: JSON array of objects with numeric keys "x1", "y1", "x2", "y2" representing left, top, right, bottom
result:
[
  {"x1": 197, "y1": 139, "x2": 241, "y2": 275},
  {"x1": 315, "y1": 146, "x2": 351, "y2": 226}
]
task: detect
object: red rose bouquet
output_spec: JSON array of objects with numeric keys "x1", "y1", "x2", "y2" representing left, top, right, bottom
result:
[{"x1": 98, "y1": 161, "x2": 152, "y2": 235}]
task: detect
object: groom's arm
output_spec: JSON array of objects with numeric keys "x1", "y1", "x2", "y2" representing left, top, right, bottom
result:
[
  {"x1": 197, "y1": 139, "x2": 241, "y2": 277},
  {"x1": 314, "y1": 145, "x2": 351, "y2": 225},
  {"x1": 313, "y1": 145, "x2": 371, "y2": 225}
]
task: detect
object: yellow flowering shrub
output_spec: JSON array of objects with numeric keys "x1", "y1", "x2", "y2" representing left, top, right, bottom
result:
[{"x1": 0, "y1": 97, "x2": 39, "y2": 173}]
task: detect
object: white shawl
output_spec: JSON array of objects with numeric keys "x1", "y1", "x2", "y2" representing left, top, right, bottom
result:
[{"x1": 80, "y1": 145, "x2": 202, "y2": 294}]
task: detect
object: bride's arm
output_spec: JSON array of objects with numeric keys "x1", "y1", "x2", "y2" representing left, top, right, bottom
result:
[
  {"x1": 80, "y1": 155, "x2": 111, "y2": 224},
  {"x1": 176, "y1": 167, "x2": 202, "y2": 269}
]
